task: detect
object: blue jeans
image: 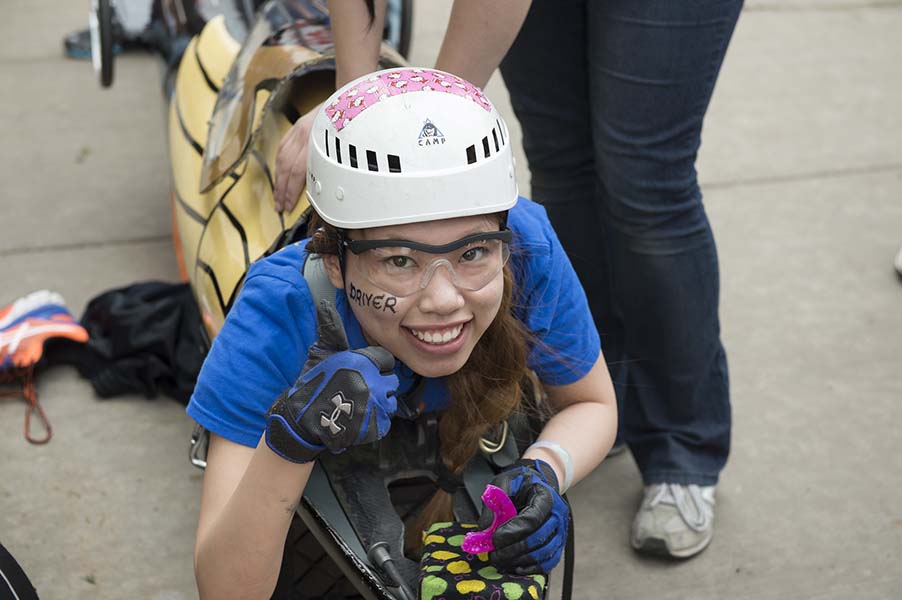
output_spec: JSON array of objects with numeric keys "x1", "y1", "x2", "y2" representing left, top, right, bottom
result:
[{"x1": 501, "y1": 0, "x2": 743, "y2": 486}]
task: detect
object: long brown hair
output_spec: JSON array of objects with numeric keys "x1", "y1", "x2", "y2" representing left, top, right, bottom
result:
[{"x1": 305, "y1": 213, "x2": 529, "y2": 549}]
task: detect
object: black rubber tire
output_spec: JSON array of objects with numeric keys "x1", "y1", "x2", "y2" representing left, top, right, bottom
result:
[
  {"x1": 95, "y1": 0, "x2": 114, "y2": 87},
  {"x1": 270, "y1": 513, "x2": 364, "y2": 600}
]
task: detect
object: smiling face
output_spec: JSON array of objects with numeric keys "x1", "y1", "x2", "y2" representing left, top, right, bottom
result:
[{"x1": 324, "y1": 215, "x2": 506, "y2": 378}]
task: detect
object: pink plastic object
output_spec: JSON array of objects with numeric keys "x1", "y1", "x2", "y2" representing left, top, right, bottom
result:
[{"x1": 461, "y1": 484, "x2": 517, "y2": 554}]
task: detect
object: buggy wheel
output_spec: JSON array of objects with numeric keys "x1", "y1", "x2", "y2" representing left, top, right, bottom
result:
[
  {"x1": 90, "y1": 0, "x2": 114, "y2": 87},
  {"x1": 271, "y1": 513, "x2": 364, "y2": 600}
]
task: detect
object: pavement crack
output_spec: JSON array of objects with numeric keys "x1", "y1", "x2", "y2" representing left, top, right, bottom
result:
[
  {"x1": 0, "y1": 234, "x2": 171, "y2": 258},
  {"x1": 744, "y1": 0, "x2": 902, "y2": 12},
  {"x1": 704, "y1": 163, "x2": 902, "y2": 190}
]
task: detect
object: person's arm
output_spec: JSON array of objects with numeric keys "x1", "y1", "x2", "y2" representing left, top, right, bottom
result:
[
  {"x1": 193, "y1": 301, "x2": 398, "y2": 598},
  {"x1": 274, "y1": 1, "x2": 386, "y2": 212},
  {"x1": 435, "y1": 0, "x2": 532, "y2": 88},
  {"x1": 194, "y1": 435, "x2": 313, "y2": 600},
  {"x1": 523, "y1": 355, "x2": 618, "y2": 489},
  {"x1": 328, "y1": 0, "x2": 386, "y2": 87}
]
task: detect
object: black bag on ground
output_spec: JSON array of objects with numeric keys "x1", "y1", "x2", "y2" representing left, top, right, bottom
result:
[{"x1": 46, "y1": 281, "x2": 206, "y2": 404}]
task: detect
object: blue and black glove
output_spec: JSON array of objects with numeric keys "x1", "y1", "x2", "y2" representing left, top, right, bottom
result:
[
  {"x1": 479, "y1": 458, "x2": 570, "y2": 574},
  {"x1": 265, "y1": 300, "x2": 399, "y2": 463}
]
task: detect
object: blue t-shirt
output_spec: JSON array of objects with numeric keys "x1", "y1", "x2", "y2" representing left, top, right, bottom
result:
[{"x1": 187, "y1": 197, "x2": 600, "y2": 448}]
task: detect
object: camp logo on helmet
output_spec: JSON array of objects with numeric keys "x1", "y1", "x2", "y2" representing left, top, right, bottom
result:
[{"x1": 417, "y1": 119, "x2": 446, "y2": 147}]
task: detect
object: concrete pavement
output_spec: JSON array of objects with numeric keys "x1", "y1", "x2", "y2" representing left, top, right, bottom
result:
[{"x1": 1, "y1": 1, "x2": 900, "y2": 598}]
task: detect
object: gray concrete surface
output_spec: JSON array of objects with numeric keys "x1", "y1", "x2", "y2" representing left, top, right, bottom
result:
[{"x1": 0, "y1": 1, "x2": 900, "y2": 598}]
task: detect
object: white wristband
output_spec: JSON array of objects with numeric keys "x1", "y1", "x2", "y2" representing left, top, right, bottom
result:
[{"x1": 527, "y1": 441, "x2": 574, "y2": 494}]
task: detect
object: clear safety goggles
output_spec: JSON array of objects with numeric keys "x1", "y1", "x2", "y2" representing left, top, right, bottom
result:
[{"x1": 342, "y1": 229, "x2": 513, "y2": 298}]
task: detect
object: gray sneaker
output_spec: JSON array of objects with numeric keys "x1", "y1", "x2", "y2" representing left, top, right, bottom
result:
[{"x1": 631, "y1": 483, "x2": 716, "y2": 558}]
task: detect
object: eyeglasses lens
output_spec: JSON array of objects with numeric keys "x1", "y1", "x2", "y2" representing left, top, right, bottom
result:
[{"x1": 359, "y1": 239, "x2": 510, "y2": 297}]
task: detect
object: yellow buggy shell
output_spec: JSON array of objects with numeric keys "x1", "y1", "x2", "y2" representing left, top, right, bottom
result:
[{"x1": 168, "y1": 14, "x2": 402, "y2": 338}]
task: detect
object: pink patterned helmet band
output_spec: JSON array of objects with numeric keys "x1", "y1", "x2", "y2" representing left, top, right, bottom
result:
[{"x1": 324, "y1": 68, "x2": 492, "y2": 132}]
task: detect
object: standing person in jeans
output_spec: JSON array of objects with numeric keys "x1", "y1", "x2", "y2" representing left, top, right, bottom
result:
[{"x1": 274, "y1": 0, "x2": 743, "y2": 559}]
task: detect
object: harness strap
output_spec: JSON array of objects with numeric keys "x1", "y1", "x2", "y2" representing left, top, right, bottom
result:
[
  {"x1": 301, "y1": 252, "x2": 337, "y2": 307},
  {"x1": 434, "y1": 457, "x2": 464, "y2": 494}
]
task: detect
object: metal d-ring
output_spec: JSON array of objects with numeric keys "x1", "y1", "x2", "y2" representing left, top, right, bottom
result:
[{"x1": 478, "y1": 421, "x2": 509, "y2": 455}]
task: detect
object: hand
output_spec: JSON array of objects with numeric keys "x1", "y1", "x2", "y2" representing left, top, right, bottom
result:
[
  {"x1": 478, "y1": 458, "x2": 569, "y2": 574},
  {"x1": 273, "y1": 106, "x2": 318, "y2": 213},
  {"x1": 265, "y1": 300, "x2": 399, "y2": 463}
]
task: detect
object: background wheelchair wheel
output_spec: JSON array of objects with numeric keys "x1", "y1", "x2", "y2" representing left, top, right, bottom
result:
[
  {"x1": 90, "y1": 0, "x2": 114, "y2": 87},
  {"x1": 271, "y1": 513, "x2": 364, "y2": 600}
]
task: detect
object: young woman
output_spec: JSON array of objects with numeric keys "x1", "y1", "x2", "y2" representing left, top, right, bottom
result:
[{"x1": 188, "y1": 68, "x2": 617, "y2": 599}]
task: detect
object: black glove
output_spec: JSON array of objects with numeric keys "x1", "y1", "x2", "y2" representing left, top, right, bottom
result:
[
  {"x1": 265, "y1": 301, "x2": 399, "y2": 463},
  {"x1": 479, "y1": 458, "x2": 569, "y2": 574}
]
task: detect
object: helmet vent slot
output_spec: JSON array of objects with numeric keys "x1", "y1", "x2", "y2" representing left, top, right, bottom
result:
[
  {"x1": 496, "y1": 119, "x2": 506, "y2": 146},
  {"x1": 466, "y1": 145, "x2": 477, "y2": 165},
  {"x1": 388, "y1": 154, "x2": 402, "y2": 173},
  {"x1": 367, "y1": 150, "x2": 379, "y2": 172},
  {"x1": 325, "y1": 130, "x2": 330, "y2": 158},
  {"x1": 492, "y1": 129, "x2": 500, "y2": 153},
  {"x1": 482, "y1": 136, "x2": 491, "y2": 158},
  {"x1": 349, "y1": 145, "x2": 358, "y2": 168},
  {"x1": 335, "y1": 137, "x2": 342, "y2": 165}
]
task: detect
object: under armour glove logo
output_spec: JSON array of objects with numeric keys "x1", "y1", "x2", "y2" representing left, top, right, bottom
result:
[
  {"x1": 320, "y1": 393, "x2": 353, "y2": 435},
  {"x1": 265, "y1": 300, "x2": 399, "y2": 464}
]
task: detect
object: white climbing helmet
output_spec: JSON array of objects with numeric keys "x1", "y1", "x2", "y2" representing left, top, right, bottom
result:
[{"x1": 306, "y1": 67, "x2": 518, "y2": 229}]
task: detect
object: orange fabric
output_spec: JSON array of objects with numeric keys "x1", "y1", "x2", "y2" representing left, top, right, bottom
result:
[
  {"x1": 1, "y1": 292, "x2": 89, "y2": 444},
  {"x1": 0, "y1": 317, "x2": 89, "y2": 369}
]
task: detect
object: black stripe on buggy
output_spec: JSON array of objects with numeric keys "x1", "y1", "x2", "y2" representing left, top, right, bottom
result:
[
  {"x1": 250, "y1": 149, "x2": 275, "y2": 191},
  {"x1": 194, "y1": 42, "x2": 220, "y2": 93},
  {"x1": 194, "y1": 264, "x2": 244, "y2": 318},
  {"x1": 175, "y1": 191, "x2": 207, "y2": 224},
  {"x1": 225, "y1": 272, "x2": 244, "y2": 315},
  {"x1": 219, "y1": 202, "x2": 251, "y2": 270},
  {"x1": 176, "y1": 99, "x2": 238, "y2": 181},
  {"x1": 196, "y1": 260, "x2": 227, "y2": 315},
  {"x1": 176, "y1": 100, "x2": 204, "y2": 156}
]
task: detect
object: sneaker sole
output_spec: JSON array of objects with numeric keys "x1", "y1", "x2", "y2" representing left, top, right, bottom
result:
[{"x1": 631, "y1": 529, "x2": 713, "y2": 559}]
